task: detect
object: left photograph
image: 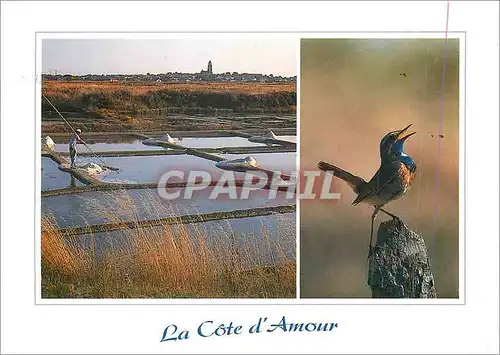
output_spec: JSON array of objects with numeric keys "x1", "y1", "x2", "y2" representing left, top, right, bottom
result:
[{"x1": 39, "y1": 37, "x2": 297, "y2": 299}]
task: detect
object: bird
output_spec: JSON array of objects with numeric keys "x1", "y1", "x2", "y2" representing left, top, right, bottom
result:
[
  {"x1": 318, "y1": 124, "x2": 417, "y2": 258},
  {"x1": 400, "y1": 73, "x2": 407, "y2": 77}
]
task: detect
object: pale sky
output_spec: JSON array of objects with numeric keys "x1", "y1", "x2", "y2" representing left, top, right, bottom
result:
[{"x1": 42, "y1": 38, "x2": 297, "y2": 76}]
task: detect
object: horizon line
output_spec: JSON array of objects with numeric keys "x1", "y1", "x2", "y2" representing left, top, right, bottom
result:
[{"x1": 41, "y1": 72, "x2": 298, "y2": 77}]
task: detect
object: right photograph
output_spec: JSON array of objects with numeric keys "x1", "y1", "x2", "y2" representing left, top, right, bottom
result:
[{"x1": 300, "y1": 38, "x2": 460, "y2": 298}]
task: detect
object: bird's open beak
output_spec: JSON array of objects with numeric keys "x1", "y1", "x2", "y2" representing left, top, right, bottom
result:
[{"x1": 397, "y1": 124, "x2": 416, "y2": 141}]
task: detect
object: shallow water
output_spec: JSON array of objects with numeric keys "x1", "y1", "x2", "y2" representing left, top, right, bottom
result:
[
  {"x1": 74, "y1": 151, "x2": 296, "y2": 184},
  {"x1": 165, "y1": 136, "x2": 265, "y2": 148},
  {"x1": 41, "y1": 157, "x2": 84, "y2": 190},
  {"x1": 48, "y1": 134, "x2": 294, "y2": 151},
  {"x1": 75, "y1": 154, "x2": 223, "y2": 184},
  {"x1": 42, "y1": 187, "x2": 295, "y2": 229},
  {"x1": 276, "y1": 135, "x2": 297, "y2": 143},
  {"x1": 65, "y1": 212, "x2": 296, "y2": 267},
  {"x1": 42, "y1": 138, "x2": 297, "y2": 268},
  {"x1": 222, "y1": 152, "x2": 297, "y2": 174},
  {"x1": 52, "y1": 135, "x2": 165, "y2": 152}
]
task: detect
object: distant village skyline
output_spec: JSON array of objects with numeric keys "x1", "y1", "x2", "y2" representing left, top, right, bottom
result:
[
  {"x1": 42, "y1": 38, "x2": 297, "y2": 77},
  {"x1": 42, "y1": 58, "x2": 296, "y2": 77},
  {"x1": 42, "y1": 59, "x2": 296, "y2": 84},
  {"x1": 43, "y1": 57, "x2": 296, "y2": 84}
]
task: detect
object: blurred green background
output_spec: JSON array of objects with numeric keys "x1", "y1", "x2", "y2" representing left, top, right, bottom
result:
[{"x1": 300, "y1": 38, "x2": 460, "y2": 298}]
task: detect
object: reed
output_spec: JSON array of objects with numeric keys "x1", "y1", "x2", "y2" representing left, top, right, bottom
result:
[
  {"x1": 41, "y1": 190, "x2": 296, "y2": 298},
  {"x1": 42, "y1": 81, "x2": 296, "y2": 96}
]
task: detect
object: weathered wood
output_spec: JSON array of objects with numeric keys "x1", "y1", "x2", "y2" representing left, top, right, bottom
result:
[
  {"x1": 186, "y1": 148, "x2": 225, "y2": 162},
  {"x1": 142, "y1": 139, "x2": 294, "y2": 180},
  {"x1": 50, "y1": 145, "x2": 295, "y2": 157},
  {"x1": 50, "y1": 150, "x2": 187, "y2": 157},
  {"x1": 43, "y1": 150, "x2": 103, "y2": 185},
  {"x1": 215, "y1": 146, "x2": 296, "y2": 154},
  {"x1": 227, "y1": 130, "x2": 296, "y2": 147},
  {"x1": 44, "y1": 128, "x2": 297, "y2": 138},
  {"x1": 41, "y1": 180, "x2": 295, "y2": 197},
  {"x1": 368, "y1": 218, "x2": 437, "y2": 298}
]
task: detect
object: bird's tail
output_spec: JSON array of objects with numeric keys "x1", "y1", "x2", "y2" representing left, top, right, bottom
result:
[{"x1": 318, "y1": 161, "x2": 366, "y2": 191}]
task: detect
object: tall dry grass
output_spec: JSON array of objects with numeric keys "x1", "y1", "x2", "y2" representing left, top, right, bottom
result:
[
  {"x1": 43, "y1": 81, "x2": 296, "y2": 97},
  {"x1": 41, "y1": 191, "x2": 295, "y2": 298},
  {"x1": 41, "y1": 80, "x2": 297, "y2": 129}
]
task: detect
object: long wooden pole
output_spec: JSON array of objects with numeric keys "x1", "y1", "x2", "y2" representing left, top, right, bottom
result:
[{"x1": 42, "y1": 93, "x2": 119, "y2": 171}]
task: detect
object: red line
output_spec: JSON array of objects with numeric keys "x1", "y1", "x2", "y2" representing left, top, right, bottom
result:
[{"x1": 432, "y1": 0, "x2": 451, "y2": 260}]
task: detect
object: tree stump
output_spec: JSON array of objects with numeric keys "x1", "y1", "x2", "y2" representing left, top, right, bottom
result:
[{"x1": 368, "y1": 218, "x2": 437, "y2": 298}]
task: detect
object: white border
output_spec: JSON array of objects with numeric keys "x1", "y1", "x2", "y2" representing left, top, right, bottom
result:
[
  {"x1": 295, "y1": 37, "x2": 301, "y2": 299},
  {"x1": 36, "y1": 31, "x2": 465, "y2": 305}
]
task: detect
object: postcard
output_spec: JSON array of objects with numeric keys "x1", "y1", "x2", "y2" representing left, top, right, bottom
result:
[{"x1": 1, "y1": 1, "x2": 499, "y2": 354}]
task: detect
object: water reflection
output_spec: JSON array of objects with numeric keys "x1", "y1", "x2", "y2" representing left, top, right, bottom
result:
[
  {"x1": 53, "y1": 135, "x2": 165, "y2": 152},
  {"x1": 64, "y1": 212, "x2": 296, "y2": 268},
  {"x1": 41, "y1": 157, "x2": 84, "y2": 190},
  {"x1": 42, "y1": 188, "x2": 295, "y2": 229},
  {"x1": 167, "y1": 136, "x2": 265, "y2": 148}
]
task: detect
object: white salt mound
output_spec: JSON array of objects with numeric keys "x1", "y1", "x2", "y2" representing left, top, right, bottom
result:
[
  {"x1": 44, "y1": 136, "x2": 56, "y2": 150},
  {"x1": 265, "y1": 130, "x2": 278, "y2": 140},
  {"x1": 160, "y1": 134, "x2": 176, "y2": 144},
  {"x1": 80, "y1": 162, "x2": 104, "y2": 175}
]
